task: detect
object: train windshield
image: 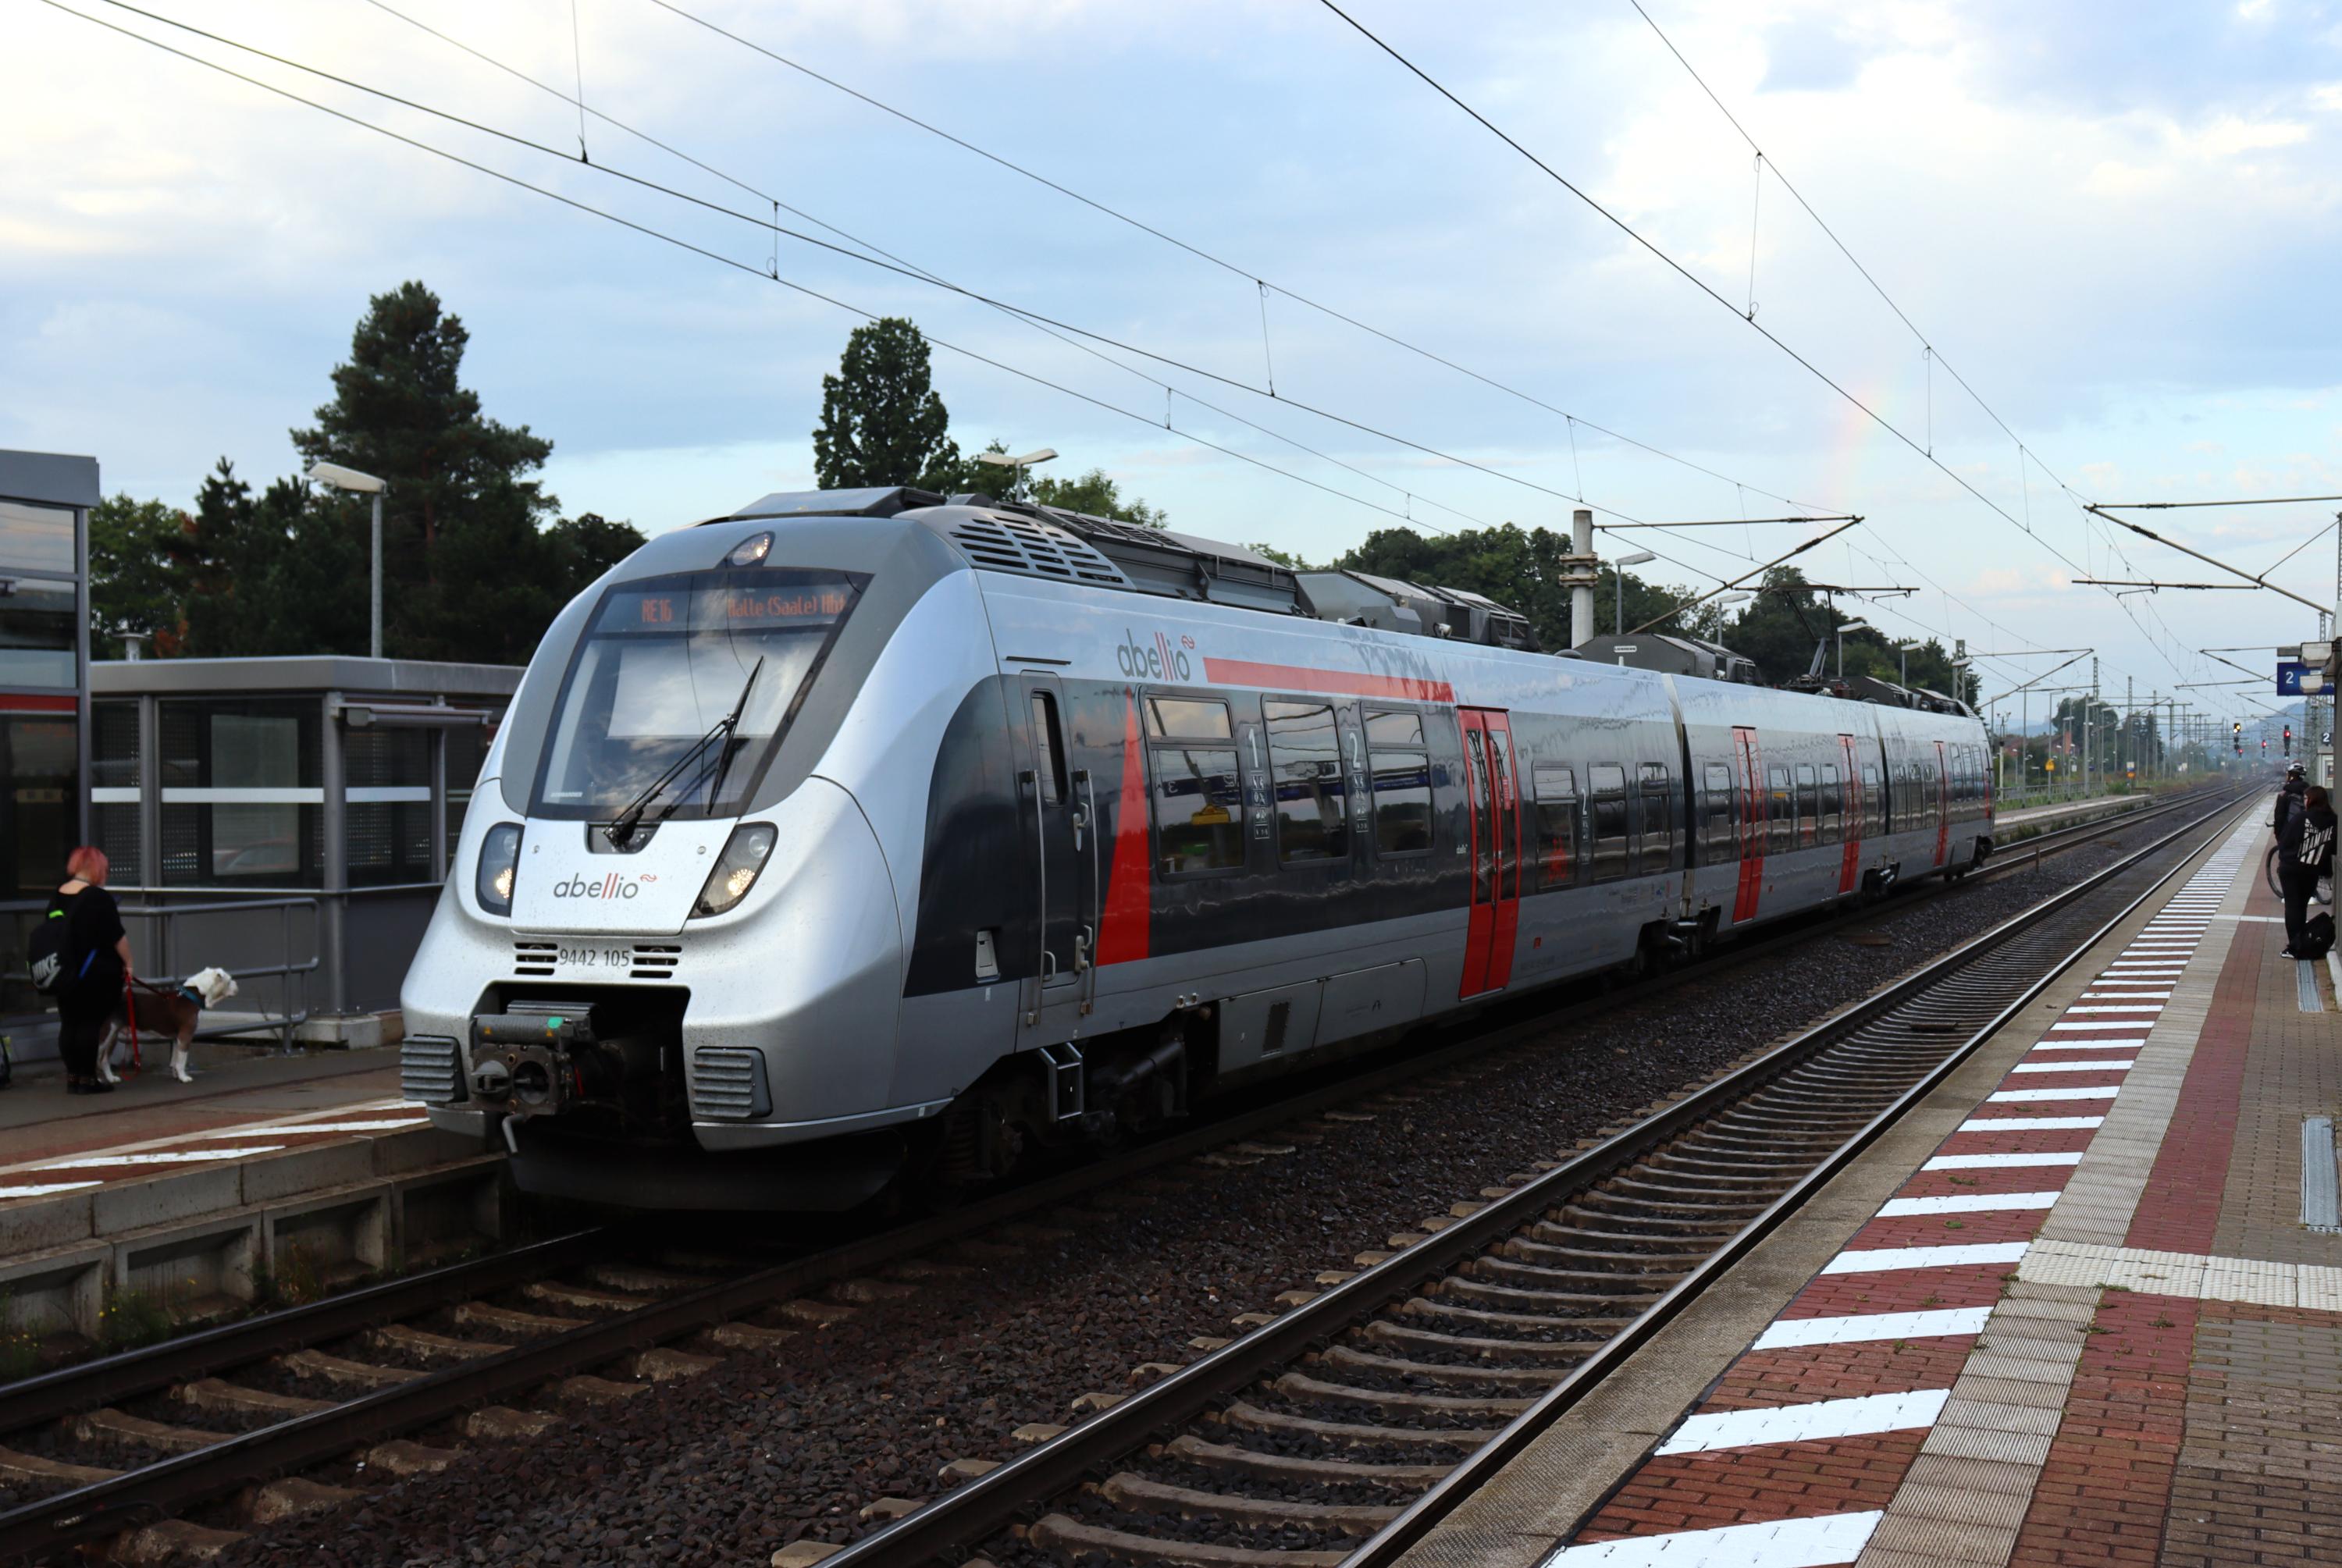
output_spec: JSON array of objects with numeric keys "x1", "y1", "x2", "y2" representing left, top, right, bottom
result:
[{"x1": 531, "y1": 567, "x2": 866, "y2": 821}]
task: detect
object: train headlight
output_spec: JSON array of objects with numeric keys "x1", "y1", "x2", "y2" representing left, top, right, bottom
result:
[
  {"x1": 693, "y1": 823, "x2": 777, "y2": 918},
  {"x1": 725, "y1": 530, "x2": 774, "y2": 567},
  {"x1": 476, "y1": 823, "x2": 523, "y2": 916}
]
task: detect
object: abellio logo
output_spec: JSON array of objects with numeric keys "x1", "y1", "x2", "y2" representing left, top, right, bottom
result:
[
  {"x1": 552, "y1": 872, "x2": 644, "y2": 901},
  {"x1": 1116, "y1": 628, "x2": 1193, "y2": 681}
]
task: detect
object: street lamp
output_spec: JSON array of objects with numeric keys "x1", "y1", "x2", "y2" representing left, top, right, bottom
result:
[
  {"x1": 1835, "y1": 617, "x2": 1870, "y2": 680},
  {"x1": 1613, "y1": 549, "x2": 1655, "y2": 634},
  {"x1": 1716, "y1": 591, "x2": 1754, "y2": 606},
  {"x1": 1895, "y1": 638, "x2": 1924, "y2": 686},
  {"x1": 976, "y1": 446, "x2": 1058, "y2": 501},
  {"x1": 307, "y1": 462, "x2": 386, "y2": 659}
]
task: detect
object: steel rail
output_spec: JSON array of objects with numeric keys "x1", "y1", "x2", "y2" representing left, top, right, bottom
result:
[
  {"x1": 0, "y1": 1232, "x2": 607, "y2": 1436},
  {"x1": 814, "y1": 787, "x2": 2252, "y2": 1566},
  {"x1": 0, "y1": 786, "x2": 2223, "y2": 1560}
]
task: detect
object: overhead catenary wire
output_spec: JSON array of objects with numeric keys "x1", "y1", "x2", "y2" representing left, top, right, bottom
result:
[
  {"x1": 82, "y1": 0, "x2": 1703, "y2": 542},
  {"x1": 37, "y1": 0, "x2": 1480, "y2": 540},
  {"x1": 85, "y1": 0, "x2": 1849, "y2": 585},
  {"x1": 1315, "y1": 0, "x2": 2113, "y2": 593},
  {"x1": 59, "y1": 2, "x2": 2230, "y2": 709},
  {"x1": 353, "y1": 0, "x2": 1502, "y2": 534},
  {"x1": 186, "y1": 2, "x2": 1915, "y2": 605},
  {"x1": 638, "y1": 0, "x2": 1835, "y2": 523},
  {"x1": 1319, "y1": 0, "x2": 2220, "y2": 697}
]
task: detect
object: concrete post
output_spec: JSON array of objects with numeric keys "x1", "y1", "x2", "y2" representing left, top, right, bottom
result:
[{"x1": 1570, "y1": 509, "x2": 1595, "y2": 649}]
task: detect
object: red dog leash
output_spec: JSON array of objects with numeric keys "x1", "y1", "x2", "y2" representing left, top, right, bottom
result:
[{"x1": 120, "y1": 970, "x2": 144, "y2": 1079}]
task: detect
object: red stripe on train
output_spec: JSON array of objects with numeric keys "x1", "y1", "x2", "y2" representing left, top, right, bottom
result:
[{"x1": 1200, "y1": 658, "x2": 1454, "y2": 703}]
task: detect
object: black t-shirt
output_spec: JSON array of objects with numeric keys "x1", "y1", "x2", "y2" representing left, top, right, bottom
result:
[{"x1": 46, "y1": 884, "x2": 125, "y2": 996}]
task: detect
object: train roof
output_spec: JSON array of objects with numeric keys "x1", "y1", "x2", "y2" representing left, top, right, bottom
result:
[{"x1": 714, "y1": 487, "x2": 1974, "y2": 718}]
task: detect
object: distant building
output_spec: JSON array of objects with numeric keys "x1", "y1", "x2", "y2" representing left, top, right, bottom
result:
[{"x1": 0, "y1": 449, "x2": 97, "y2": 1041}]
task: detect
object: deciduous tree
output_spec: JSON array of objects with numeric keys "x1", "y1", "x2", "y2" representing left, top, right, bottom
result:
[{"x1": 811, "y1": 318, "x2": 966, "y2": 493}]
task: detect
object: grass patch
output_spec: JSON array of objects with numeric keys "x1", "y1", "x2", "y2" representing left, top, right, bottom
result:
[{"x1": 97, "y1": 1289, "x2": 173, "y2": 1353}]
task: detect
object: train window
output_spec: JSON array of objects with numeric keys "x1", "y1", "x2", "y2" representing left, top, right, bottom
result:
[
  {"x1": 1767, "y1": 766, "x2": 1794, "y2": 855},
  {"x1": 1532, "y1": 762, "x2": 1578, "y2": 887},
  {"x1": 1863, "y1": 764, "x2": 1884, "y2": 837},
  {"x1": 1144, "y1": 697, "x2": 1233, "y2": 741},
  {"x1": 1030, "y1": 692, "x2": 1066, "y2": 806},
  {"x1": 1700, "y1": 763, "x2": 1735, "y2": 865},
  {"x1": 1265, "y1": 699, "x2": 1350, "y2": 864},
  {"x1": 1149, "y1": 745, "x2": 1244, "y2": 875},
  {"x1": 1820, "y1": 763, "x2": 1842, "y2": 845},
  {"x1": 1795, "y1": 764, "x2": 1818, "y2": 846},
  {"x1": 1636, "y1": 763, "x2": 1673, "y2": 874},
  {"x1": 1588, "y1": 764, "x2": 1629, "y2": 882},
  {"x1": 1365, "y1": 708, "x2": 1432, "y2": 855}
]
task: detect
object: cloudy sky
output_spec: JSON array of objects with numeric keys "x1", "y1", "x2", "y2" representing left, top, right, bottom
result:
[{"x1": 8, "y1": 0, "x2": 2340, "y2": 729}]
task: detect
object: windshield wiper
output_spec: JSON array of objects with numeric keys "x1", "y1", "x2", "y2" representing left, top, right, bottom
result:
[{"x1": 603, "y1": 657, "x2": 765, "y2": 848}]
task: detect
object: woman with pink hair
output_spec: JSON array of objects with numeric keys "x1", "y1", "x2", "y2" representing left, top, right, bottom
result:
[{"x1": 48, "y1": 846, "x2": 132, "y2": 1093}]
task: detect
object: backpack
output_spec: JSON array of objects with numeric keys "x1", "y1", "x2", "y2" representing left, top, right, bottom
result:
[
  {"x1": 26, "y1": 904, "x2": 67, "y2": 996},
  {"x1": 2301, "y1": 911, "x2": 2336, "y2": 962},
  {"x1": 2300, "y1": 819, "x2": 2337, "y2": 874}
]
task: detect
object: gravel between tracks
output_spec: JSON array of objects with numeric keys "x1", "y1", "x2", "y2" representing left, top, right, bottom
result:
[{"x1": 212, "y1": 838, "x2": 2135, "y2": 1568}]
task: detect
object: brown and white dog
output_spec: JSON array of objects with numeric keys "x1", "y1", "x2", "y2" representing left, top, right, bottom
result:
[{"x1": 95, "y1": 967, "x2": 239, "y2": 1086}]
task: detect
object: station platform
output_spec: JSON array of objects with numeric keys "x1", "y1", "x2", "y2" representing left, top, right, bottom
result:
[
  {"x1": 1995, "y1": 791, "x2": 2148, "y2": 832},
  {"x1": 1405, "y1": 808, "x2": 2342, "y2": 1568},
  {"x1": 0, "y1": 1050, "x2": 504, "y2": 1339},
  {"x1": 0, "y1": 1048, "x2": 420, "y2": 1200}
]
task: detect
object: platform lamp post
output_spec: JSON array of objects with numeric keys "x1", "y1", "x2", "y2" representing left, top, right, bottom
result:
[
  {"x1": 308, "y1": 462, "x2": 387, "y2": 659},
  {"x1": 976, "y1": 446, "x2": 1057, "y2": 502},
  {"x1": 1611, "y1": 550, "x2": 1656, "y2": 634},
  {"x1": 1895, "y1": 638, "x2": 1924, "y2": 686},
  {"x1": 1835, "y1": 618, "x2": 1870, "y2": 681}
]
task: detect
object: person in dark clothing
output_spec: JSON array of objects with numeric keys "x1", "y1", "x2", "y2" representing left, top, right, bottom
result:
[
  {"x1": 2278, "y1": 786, "x2": 2336, "y2": 958},
  {"x1": 2273, "y1": 763, "x2": 2308, "y2": 834},
  {"x1": 48, "y1": 845, "x2": 130, "y2": 1094}
]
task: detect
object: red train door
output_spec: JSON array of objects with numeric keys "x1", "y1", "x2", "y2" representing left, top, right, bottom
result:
[
  {"x1": 1932, "y1": 739, "x2": 1951, "y2": 868},
  {"x1": 1458, "y1": 709, "x2": 1521, "y2": 997},
  {"x1": 1838, "y1": 734, "x2": 1861, "y2": 894},
  {"x1": 1732, "y1": 727, "x2": 1764, "y2": 923}
]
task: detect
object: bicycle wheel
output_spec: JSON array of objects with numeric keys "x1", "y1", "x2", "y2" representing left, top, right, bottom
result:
[{"x1": 2267, "y1": 844, "x2": 2286, "y2": 899}]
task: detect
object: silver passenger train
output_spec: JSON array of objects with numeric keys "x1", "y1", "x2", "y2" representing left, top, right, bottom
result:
[{"x1": 400, "y1": 486, "x2": 1994, "y2": 1208}]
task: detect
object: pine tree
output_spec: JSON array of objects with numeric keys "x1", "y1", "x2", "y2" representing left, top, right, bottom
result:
[
  {"x1": 811, "y1": 318, "x2": 966, "y2": 492},
  {"x1": 290, "y1": 281, "x2": 561, "y2": 657}
]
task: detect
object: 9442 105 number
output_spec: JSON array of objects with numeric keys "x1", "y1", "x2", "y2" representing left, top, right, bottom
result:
[{"x1": 556, "y1": 946, "x2": 632, "y2": 970}]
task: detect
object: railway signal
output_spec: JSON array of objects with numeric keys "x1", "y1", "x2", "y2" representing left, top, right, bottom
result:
[{"x1": 2284, "y1": 724, "x2": 2293, "y2": 756}]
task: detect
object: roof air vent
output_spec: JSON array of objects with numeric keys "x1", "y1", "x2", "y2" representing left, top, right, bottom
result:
[{"x1": 948, "y1": 514, "x2": 1132, "y2": 589}]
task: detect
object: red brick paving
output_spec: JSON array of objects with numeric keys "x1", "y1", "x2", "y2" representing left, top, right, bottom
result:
[
  {"x1": 1845, "y1": 1207, "x2": 2056, "y2": 1250},
  {"x1": 1780, "y1": 1262, "x2": 2016, "y2": 1319},
  {"x1": 1576, "y1": 1431, "x2": 1930, "y2": 1540},
  {"x1": 2123, "y1": 935, "x2": 2255, "y2": 1257},
  {"x1": 1938, "y1": 1125, "x2": 2101, "y2": 1157},
  {"x1": 1700, "y1": 1338, "x2": 1976, "y2": 1410},
  {"x1": 2006, "y1": 1292, "x2": 2198, "y2": 1567},
  {"x1": 1895, "y1": 1166, "x2": 2082, "y2": 1200}
]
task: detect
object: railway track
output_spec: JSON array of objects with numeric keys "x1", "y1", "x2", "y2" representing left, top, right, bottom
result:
[
  {"x1": 0, "y1": 785, "x2": 2221, "y2": 1563},
  {"x1": 808, "y1": 786, "x2": 2253, "y2": 1568}
]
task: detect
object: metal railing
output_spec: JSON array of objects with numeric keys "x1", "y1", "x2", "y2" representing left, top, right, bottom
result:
[{"x1": 116, "y1": 896, "x2": 319, "y2": 1053}]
